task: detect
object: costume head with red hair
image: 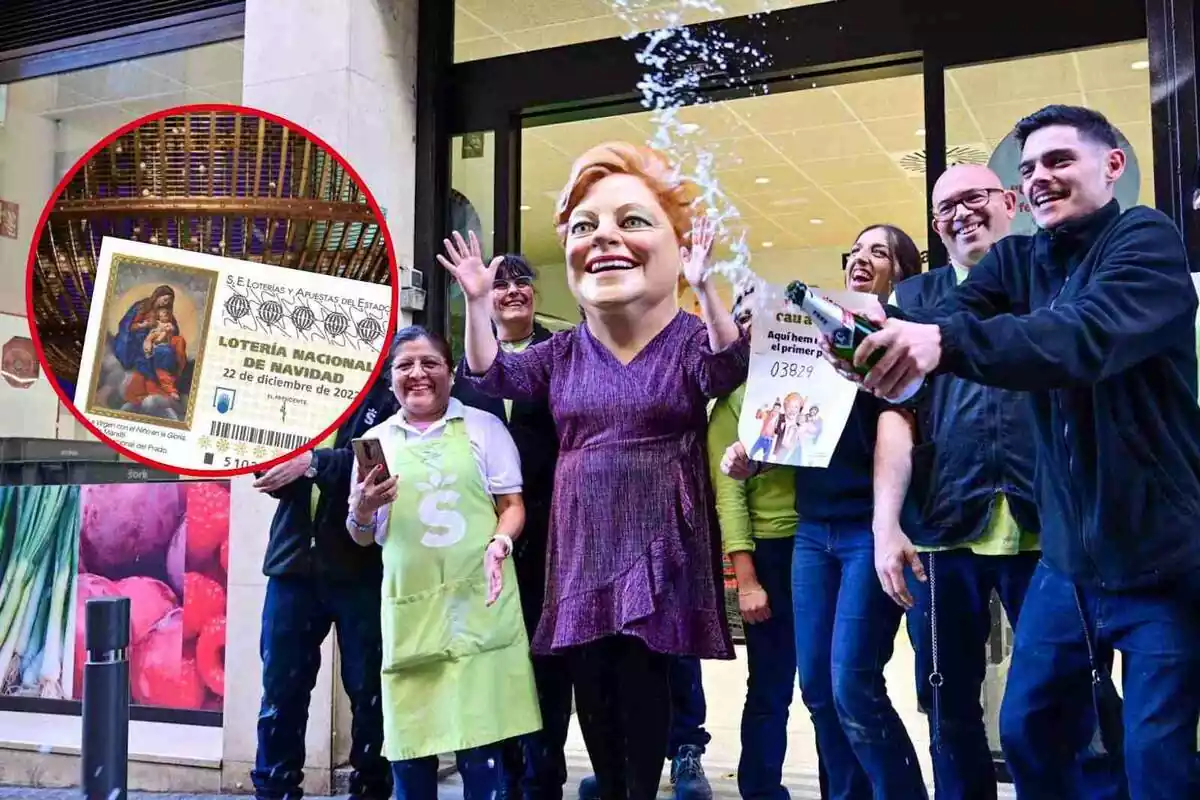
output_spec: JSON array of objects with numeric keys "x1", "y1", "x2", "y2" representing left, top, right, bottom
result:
[{"x1": 554, "y1": 142, "x2": 702, "y2": 315}]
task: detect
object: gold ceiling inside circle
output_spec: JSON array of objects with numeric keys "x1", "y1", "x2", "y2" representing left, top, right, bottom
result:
[{"x1": 32, "y1": 110, "x2": 391, "y2": 385}]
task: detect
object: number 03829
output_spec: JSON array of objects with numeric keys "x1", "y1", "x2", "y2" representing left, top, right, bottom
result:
[{"x1": 769, "y1": 362, "x2": 815, "y2": 380}]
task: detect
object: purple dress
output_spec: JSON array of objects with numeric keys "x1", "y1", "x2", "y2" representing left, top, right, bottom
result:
[{"x1": 464, "y1": 310, "x2": 749, "y2": 659}]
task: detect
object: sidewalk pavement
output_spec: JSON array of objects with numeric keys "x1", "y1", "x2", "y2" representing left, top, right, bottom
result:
[{"x1": 1, "y1": 757, "x2": 1012, "y2": 799}]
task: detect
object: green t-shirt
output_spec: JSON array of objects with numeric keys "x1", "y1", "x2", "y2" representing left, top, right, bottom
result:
[
  {"x1": 707, "y1": 384, "x2": 798, "y2": 553},
  {"x1": 890, "y1": 266, "x2": 1039, "y2": 555}
]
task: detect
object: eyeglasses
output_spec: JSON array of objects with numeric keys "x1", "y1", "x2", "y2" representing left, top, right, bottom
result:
[
  {"x1": 393, "y1": 357, "x2": 448, "y2": 375},
  {"x1": 492, "y1": 276, "x2": 534, "y2": 291},
  {"x1": 933, "y1": 188, "x2": 1005, "y2": 221}
]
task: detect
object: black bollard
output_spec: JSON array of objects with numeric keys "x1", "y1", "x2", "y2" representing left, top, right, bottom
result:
[{"x1": 80, "y1": 596, "x2": 131, "y2": 800}]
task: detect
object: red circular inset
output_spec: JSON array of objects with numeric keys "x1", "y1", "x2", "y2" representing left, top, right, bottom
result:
[{"x1": 25, "y1": 103, "x2": 399, "y2": 477}]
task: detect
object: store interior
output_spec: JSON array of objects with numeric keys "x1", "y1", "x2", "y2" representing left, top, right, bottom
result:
[
  {"x1": 450, "y1": 39, "x2": 1154, "y2": 324},
  {"x1": 454, "y1": 0, "x2": 837, "y2": 62}
]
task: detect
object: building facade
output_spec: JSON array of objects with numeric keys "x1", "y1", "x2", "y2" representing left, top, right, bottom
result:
[{"x1": 0, "y1": 0, "x2": 1196, "y2": 792}]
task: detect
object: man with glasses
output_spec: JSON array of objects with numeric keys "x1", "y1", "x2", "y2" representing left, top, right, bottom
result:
[
  {"x1": 453, "y1": 254, "x2": 574, "y2": 800},
  {"x1": 872, "y1": 163, "x2": 1124, "y2": 799}
]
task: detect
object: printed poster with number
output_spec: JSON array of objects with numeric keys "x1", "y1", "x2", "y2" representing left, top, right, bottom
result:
[
  {"x1": 73, "y1": 237, "x2": 391, "y2": 471},
  {"x1": 738, "y1": 285, "x2": 867, "y2": 468}
]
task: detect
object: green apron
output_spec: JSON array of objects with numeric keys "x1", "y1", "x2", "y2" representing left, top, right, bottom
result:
[{"x1": 379, "y1": 417, "x2": 541, "y2": 761}]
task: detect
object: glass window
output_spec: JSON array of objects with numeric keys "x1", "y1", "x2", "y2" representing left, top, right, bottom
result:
[
  {"x1": 455, "y1": 0, "x2": 837, "y2": 63},
  {"x1": 448, "y1": 131, "x2": 496, "y2": 363},
  {"x1": 521, "y1": 71, "x2": 928, "y2": 316}
]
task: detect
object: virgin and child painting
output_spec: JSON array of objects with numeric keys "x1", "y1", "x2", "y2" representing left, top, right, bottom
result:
[{"x1": 85, "y1": 256, "x2": 218, "y2": 429}]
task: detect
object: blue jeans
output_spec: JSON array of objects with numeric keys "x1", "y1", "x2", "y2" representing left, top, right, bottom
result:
[
  {"x1": 999, "y1": 561, "x2": 1200, "y2": 800},
  {"x1": 739, "y1": 536, "x2": 797, "y2": 800},
  {"x1": 792, "y1": 520, "x2": 928, "y2": 800},
  {"x1": 392, "y1": 745, "x2": 502, "y2": 800},
  {"x1": 669, "y1": 655, "x2": 712, "y2": 756},
  {"x1": 907, "y1": 550, "x2": 1126, "y2": 800},
  {"x1": 253, "y1": 575, "x2": 390, "y2": 800}
]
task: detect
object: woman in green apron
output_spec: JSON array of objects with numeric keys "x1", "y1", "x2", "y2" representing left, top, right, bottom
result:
[{"x1": 346, "y1": 326, "x2": 542, "y2": 800}]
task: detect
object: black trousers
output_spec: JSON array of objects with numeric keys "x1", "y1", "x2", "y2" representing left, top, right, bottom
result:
[
  {"x1": 566, "y1": 635, "x2": 673, "y2": 800},
  {"x1": 499, "y1": 539, "x2": 573, "y2": 800}
]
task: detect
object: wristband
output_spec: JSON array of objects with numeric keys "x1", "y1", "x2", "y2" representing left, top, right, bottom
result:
[
  {"x1": 347, "y1": 512, "x2": 377, "y2": 535},
  {"x1": 490, "y1": 534, "x2": 513, "y2": 557}
]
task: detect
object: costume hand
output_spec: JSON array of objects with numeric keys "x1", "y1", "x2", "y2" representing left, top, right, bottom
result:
[
  {"x1": 681, "y1": 215, "x2": 716, "y2": 289},
  {"x1": 738, "y1": 584, "x2": 772, "y2": 625},
  {"x1": 873, "y1": 525, "x2": 926, "y2": 609},
  {"x1": 484, "y1": 538, "x2": 508, "y2": 606},
  {"x1": 352, "y1": 465, "x2": 398, "y2": 516},
  {"x1": 855, "y1": 320, "x2": 942, "y2": 401},
  {"x1": 437, "y1": 230, "x2": 503, "y2": 302},
  {"x1": 252, "y1": 450, "x2": 313, "y2": 492}
]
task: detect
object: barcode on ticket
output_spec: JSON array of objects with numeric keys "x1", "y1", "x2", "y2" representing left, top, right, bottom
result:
[{"x1": 209, "y1": 421, "x2": 307, "y2": 452}]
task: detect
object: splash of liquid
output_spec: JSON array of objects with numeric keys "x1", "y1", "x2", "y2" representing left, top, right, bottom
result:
[{"x1": 610, "y1": 0, "x2": 779, "y2": 301}]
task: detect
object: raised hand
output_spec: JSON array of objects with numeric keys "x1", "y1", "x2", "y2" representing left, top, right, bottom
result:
[
  {"x1": 681, "y1": 214, "x2": 717, "y2": 289},
  {"x1": 436, "y1": 230, "x2": 503, "y2": 302}
]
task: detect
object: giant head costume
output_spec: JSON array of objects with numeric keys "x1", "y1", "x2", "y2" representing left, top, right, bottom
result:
[{"x1": 554, "y1": 142, "x2": 700, "y2": 316}]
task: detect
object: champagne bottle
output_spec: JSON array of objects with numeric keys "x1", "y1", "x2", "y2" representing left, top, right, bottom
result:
[{"x1": 785, "y1": 281, "x2": 924, "y2": 404}]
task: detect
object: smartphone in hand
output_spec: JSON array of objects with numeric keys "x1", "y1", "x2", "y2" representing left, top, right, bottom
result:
[{"x1": 351, "y1": 437, "x2": 391, "y2": 483}]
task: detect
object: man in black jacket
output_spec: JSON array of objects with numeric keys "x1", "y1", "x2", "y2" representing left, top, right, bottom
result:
[
  {"x1": 874, "y1": 163, "x2": 1124, "y2": 799},
  {"x1": 248, "y1": 368, "x2": 398, "y2": 800},
  {"x1": 850, "y1": 105, "x2": 1200, "y2": 797},
  {"x1": 451, "y1": 254, "x2": 572, "y2": 800}
]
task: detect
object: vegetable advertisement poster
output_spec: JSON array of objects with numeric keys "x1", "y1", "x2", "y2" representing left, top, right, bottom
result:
[{"x1": 0, "y1": 481, "x2": 230, "y2": 712}]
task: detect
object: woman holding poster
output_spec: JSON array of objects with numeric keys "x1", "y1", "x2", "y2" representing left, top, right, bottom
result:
[
  {"x1": 724, "y1": 224, "x2": 928, "y2": 799},
  {"x1": 442, "y1": 141, "x2": 748, "y2": 800}
]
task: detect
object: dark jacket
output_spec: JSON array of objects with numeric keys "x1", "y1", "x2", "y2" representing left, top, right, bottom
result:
[
  {"x1": 451, "y1": 323, "x2": 559, "y2": 630},
  {"x1": 894, "y1": 266, "x2": 1040, "y2": 548},
  {"x1": 896, "y1": 201, "x2": 1200, "y2": 589},
  {"x1": 260, "y1": 373, "x2": 399, "y2": 582}
]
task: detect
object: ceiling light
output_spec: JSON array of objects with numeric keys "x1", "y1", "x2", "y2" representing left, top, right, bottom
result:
[
  {"x1": 915, "y1": 128, "x2": 926, "y2": 136},
  {"x1": 1131, "y1": 60, "x2": 1149, "y2": 70},
  {"x1": 762, "y1": 241, "x2": 775, "y2": 248},
  {"x1": 755, "y1": 176, "x2": 771, "y2": 184},
  {"x1": 519, "y1": 205, "x2": 531, "y2": 211},
  {"x1": 809, "y1": 218, "x2": 824, "y2": 225}
]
